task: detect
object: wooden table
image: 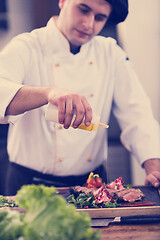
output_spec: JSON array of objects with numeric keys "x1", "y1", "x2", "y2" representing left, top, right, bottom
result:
[{"x1": 94, "y1": 222, "x2": 160, "y2": 240}]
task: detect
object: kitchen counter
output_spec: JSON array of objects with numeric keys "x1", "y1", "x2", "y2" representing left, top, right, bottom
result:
[{"x1": 94, "y1": 222, "x2": 160, "y2": 240}]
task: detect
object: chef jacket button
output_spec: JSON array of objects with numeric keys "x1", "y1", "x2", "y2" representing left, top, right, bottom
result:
[
  {"x1": 87, "y1": 158, "x2": 92, "y2": 162},
  {"x1": 55, "y1": 63, "x2": 60, "y2": 67},
  {"x1": 90, "y1": 93, "x2": 94, "y2": 97},
  {"x1": 89, "y1": 61, "x2": 93, "y2": 65},
  {"x1": 59, "y1": 158, "x2": 63, "y2": 162}
]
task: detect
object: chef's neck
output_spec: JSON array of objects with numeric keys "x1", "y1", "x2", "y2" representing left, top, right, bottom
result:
[
  {"x1": 70, "y1": 45, "x2": 81, "y2": 54},
  {"x1": 54, "y1": 16, "x2": 81, "y2": 55}
]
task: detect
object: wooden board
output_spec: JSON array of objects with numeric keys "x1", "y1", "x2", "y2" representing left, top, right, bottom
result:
[
  {"x1": 57, "y1": 186, "x2": 160, "y2": 219},
  {"x1": 77, "y1": 205, "x2": 160, "y2": 218}
]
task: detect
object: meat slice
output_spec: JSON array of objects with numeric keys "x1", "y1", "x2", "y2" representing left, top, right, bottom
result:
[
  {"x1": 70, "y1": 186, "x2": 95, "y2": 197},
  {"x1": 107, "y1": 188, "x2": 145, "y2": 203},
  {"x1": 115, "y1": 189, "x2": 135, "y2": 198},
  {"x1": 122, "y1": 189, "x2": 145, "y2": 202}
]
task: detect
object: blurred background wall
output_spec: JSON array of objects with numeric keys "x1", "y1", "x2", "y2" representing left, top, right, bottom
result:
[
  {"x1": 118, "y1": 0, "x2": 160, "y2": 184},
  {"x1": 0, "y1": 0, "x2": 159, "y2": 194}
]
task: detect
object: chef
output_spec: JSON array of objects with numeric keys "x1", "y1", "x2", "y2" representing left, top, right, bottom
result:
[{"x1": 0, "y1": 0, "x2": 160, "y2": 195}]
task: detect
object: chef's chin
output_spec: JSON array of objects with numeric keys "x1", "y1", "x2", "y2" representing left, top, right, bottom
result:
[{"x1": 69, "y1": 37, "x2": 90, "y2": 49}]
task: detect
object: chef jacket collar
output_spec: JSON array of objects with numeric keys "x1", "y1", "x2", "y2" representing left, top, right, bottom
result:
[{"x1": 44, "y1": 17, "x2": 91, "y2": 57}]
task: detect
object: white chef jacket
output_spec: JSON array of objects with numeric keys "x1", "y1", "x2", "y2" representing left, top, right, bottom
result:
[{"x1": 0, "y1": 17, "x2": 160, "y2": 176}]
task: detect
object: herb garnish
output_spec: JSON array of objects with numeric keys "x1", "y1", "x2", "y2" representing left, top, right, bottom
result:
[
  {"x1": 0, "y1": 195, "x2": 17, "y2": 208},
  {"x1": 67, "y1": 193, "x2": 121, "y2": 209}
]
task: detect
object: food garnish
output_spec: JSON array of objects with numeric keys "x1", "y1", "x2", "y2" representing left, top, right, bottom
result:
[{"x1": 86, "y1": 172, "x2": 104, "y2": 188}]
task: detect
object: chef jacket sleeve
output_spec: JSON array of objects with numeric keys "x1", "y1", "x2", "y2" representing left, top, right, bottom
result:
[
  {"x1": 112, "y1": 44, "x2": 160, "y2": 166},
  {"x1": 0, "y1": 36, "x2": 31, "y2": 124}
]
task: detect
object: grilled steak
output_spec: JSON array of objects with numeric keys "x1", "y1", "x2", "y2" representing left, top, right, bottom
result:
[
  {"x1": 107, "y1": 188, "x2": 145, "y2": 203},
  {"x1": 119, "y1": 188, "x2": 145, "y2": 202}
]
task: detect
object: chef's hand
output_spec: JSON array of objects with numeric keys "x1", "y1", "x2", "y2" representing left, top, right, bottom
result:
[
  {"x1": 143, "y1": 159, "x2": 160, "y2": 188},
  {"x1": 48, "y1": 87, "x2": 92, "y2": 129},
  {"x1": 144, "y1": 171, "x2": 160, "y2": 188}
]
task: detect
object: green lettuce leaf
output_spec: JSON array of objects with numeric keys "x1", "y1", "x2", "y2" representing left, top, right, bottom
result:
[{"x1": 0, "y1": 209, "x2": 25, "y2": 239}]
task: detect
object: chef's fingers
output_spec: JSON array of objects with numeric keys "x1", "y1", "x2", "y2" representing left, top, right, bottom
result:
[
  {"x1": 63, "y1": 97, "x2": 74, "y2": 129},
  {"x1": 152, "y1": 171, "x2": 160, "y2": 179},
  {"x1": 144, "y1": 171, "x2": 160, "y2": 188},
  {"x1": 49, "y1": 89, "x2": 92, "y2": 128},
  {"x1": 72, "y1": 97, "x2": 86, "y2": 128},
  {"x1": 152, "y1": 171, "x2": 160, "y2": 187},
  {"x1": 81, "y1": 97, "x2": 92, "y2": 126},
  {"x1": 55, "y1": 98, "x2": 66, "y2": 124}
]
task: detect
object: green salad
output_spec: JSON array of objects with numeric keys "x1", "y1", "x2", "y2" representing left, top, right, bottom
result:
[
  {"x1": 67, "y1": 193, "x2": 121, "y2": 209},
  {"x1": 0, "y1": 196, "x2": 17, "y2": 208}
]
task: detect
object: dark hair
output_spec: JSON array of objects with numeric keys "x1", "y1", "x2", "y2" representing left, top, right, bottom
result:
[{"x1": 105, "y1": 0, "x2": 129, "y2": 24}]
